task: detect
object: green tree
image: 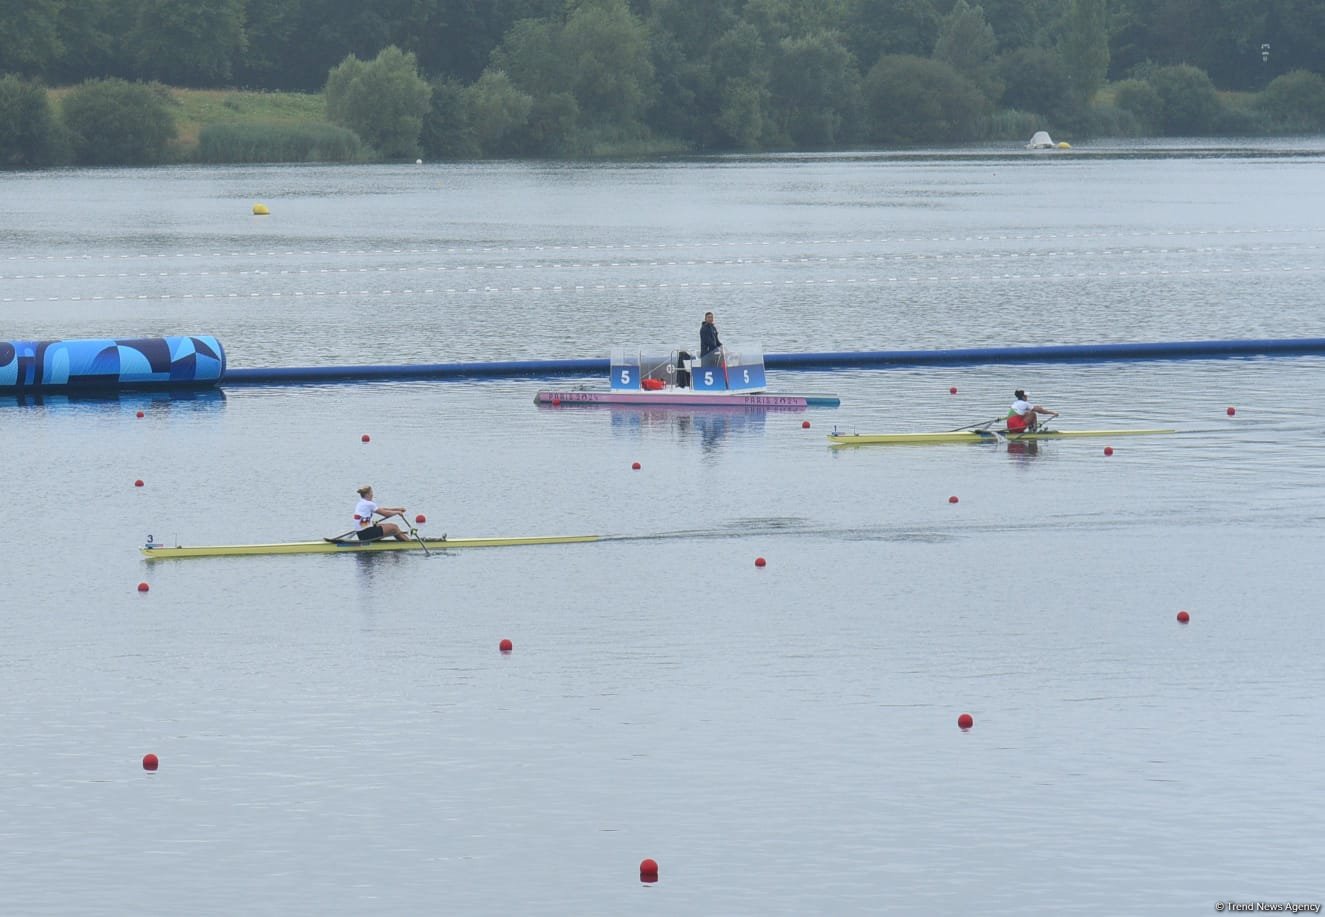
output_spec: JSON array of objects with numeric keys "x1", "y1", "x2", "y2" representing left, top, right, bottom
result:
[
  {"x1": 641, "y1": 27, "x2": 704, "y2": 144},
  {"x1": 511, "y1": 91, "x2": 581, "y2": 155},
  {"x1": 325, "y1": 45, "x2": 432, "y2": 158},
  {"x1": 283, "y1": 0, "x2": 405, "y2": 91},
  {"x1": 588, "y1": 0, "x2": 737, "y2": 148},
  {"x1": 770, "y1": 31, "x2": 861, "y2": 147},
  {"x1": 462, "y1": 69, "x2": 533, "y2": 154},
  {"x1": 1112, "y1": 78, "x2": 1164, "y2": 132},
  {"x1": 0, "y1": 0, "x2": 65, "y2": 77},
  {"x1": 645, "y1": 0, "x2": 745, "y2": 53},
  {"x1": 1273, "y1": 0, "x2": 1325, "y2": 88},
  {"x1": 1147, "y1": 64, "x2": 1221, "y2": 134},
  {"x1": 489, "y1": 18, "x2": 570, "y2": 94},
  {"x1": 863, "y1": 54, "x2": 988, "y2": 144},
  {"x1": 420, "y1": 77, "x2": 480, "y2": 159},
  {"x1": 716, "y1": 78, "x2": 772, "y2": 148},
  {"x1": 977, "y1": 0, "x2": 1056, "y2": 51},
  {"x1": 60, "y1": 78, "x2": 176, "y2": 165},
  {"x1": 489, "y1": 0, "x2": 654, "y2": 145},
  {"x1": 710, "y1": 21, "x2": 775, "y2": 148},
  {"x1": 843, "y1": 0, "x2": 941, "y2": 67},
  {"x1": 386, "y1": 0, "x2": 564, "y2": 84},
  {"x1": 237, "y1": 0, "x2": 303, "y2": 87},
  {"x1": 999, "y1": 47, "x2": 1074, "y2": 124},
  {"x1": 742, "y1": 0, "x2": 847, "y2": 42},
  {"x1": 1109, "y1": 0, "x2": 1205, "y2": 79},
  {"x1": 125, "y1": 0, "x2": 248, "y2": 85},
  {"x1": 1059, "y1": 0, "x2": 1109, "y2": 106},
  {"x1": 0, "y1": 75, "x2": 64, "y2": 167},
  {"x1": 1257, "y1": 69, "x2": 1325, "y2": 132},
  {"x1": 47, "y1": 0, "x2": 115, "y2": 85},
  {"x1": 560, "y1": 0, "x2": 655, "y2": 133},
  {"x1": 1106, "y1": 0, "x2": 1301, "y2": 90},
  {"x1": 933, "y1": 0, "x2": 1003, "y2": 101}
]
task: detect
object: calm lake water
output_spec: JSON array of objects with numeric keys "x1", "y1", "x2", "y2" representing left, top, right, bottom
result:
[{"x1": 3, "y1": 140, "x2": 1324, "y2": 916}]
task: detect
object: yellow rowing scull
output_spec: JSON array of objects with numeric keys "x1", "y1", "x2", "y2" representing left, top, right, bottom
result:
[
  {"x1": 828, "y1": 427, "x2": 1176, "y2": 446},
  {"x1": 141, "y1": 533, "x2": 601, "y2": 560}
]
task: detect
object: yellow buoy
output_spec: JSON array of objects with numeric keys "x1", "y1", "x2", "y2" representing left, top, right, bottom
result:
[
  {"x1": 252, "y1": 203, "x2": 270, "y2": 216},
  {"x1": 1056, "y1": 141, "x2": 1071, "y2": 150}
]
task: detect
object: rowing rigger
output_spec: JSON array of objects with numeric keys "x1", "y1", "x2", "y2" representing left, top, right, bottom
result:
[{"x1": 828, "y1": 427, "x2": 1176, "y2": 446}]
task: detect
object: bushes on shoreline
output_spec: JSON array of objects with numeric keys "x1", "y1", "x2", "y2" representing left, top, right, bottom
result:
[
  {"x1": 3, "y1": 60, "x2": 1325, "y2": 171},
  {"x1": 0, "y1": 76, "x2": 65, "y2": 167},
  {"x1": 197, "y1": 122, "x2": 363, "y2": 163},
  {"x1": 0, "y1": 77, "x2": 367, "y2": 169},
  {"x1": 61, "y1": 79, "x2": 177, "y2": 165}
]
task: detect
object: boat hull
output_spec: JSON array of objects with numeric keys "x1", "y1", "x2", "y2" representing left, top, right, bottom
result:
[
  {"x1": 535, "y1": 389, "x2": 840, "y2": 408},
  {"x1": 142, "y1": 533, "x2": 601, "y2": 559},
  {"x1": 828, "y1": 428, "x2": 1176, "y2": 445}
]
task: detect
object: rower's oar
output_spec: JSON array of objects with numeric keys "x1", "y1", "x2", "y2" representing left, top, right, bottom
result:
[
  {"x1": 398, "y1": 513, "x2": 432, "y2": 557},
  {"x1": 324, "y1": 524, "x2": 362, "y2": 543},
  {"x1": 949, "y1": 417, "x2": 1002, "y2": 432}
]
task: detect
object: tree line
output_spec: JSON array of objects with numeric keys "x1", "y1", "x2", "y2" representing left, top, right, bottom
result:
[{"x1": 3, "y1": 0, "x2": 1325, "y2": 167}]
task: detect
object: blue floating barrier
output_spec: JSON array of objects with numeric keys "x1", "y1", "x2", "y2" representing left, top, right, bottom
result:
[
  {"x1": 0, "y1": 336, "x2": 225, "y2": 393},
  {"x1": 221, "y1": 337, "x2": 1325, "y2": 387}
]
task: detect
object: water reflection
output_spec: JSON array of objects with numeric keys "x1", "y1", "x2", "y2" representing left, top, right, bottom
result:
[
  {"x1": 1004, "y1": 440, "x2": 1041, "y2": 461},
  {"x1": 601, "y1": 404, "x2": 797, "y2": 450},
  {"x1": 5, "y1": 387, "x2": 227, "y2": 413},
  {"x1": 350, "y1": 551, "x2": 421, "y2": 594}
]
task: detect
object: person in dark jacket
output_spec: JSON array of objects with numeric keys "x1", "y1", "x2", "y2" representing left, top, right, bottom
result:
[{"x1": 699, "y1": 311, "x2": 722, "y2": 358}]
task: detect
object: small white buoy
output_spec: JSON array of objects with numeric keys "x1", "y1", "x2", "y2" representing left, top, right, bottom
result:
[{"x1": 415, "y1": 159, "x2": 423, "y2": 165}]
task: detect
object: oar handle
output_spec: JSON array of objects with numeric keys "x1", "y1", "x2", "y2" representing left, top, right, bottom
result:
[{"x1": 395, "y1": 512, "x2": 432, "y2": 556}]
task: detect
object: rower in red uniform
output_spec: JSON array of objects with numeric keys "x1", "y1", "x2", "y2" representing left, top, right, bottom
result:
[{"x1": 1006, "y1": 389, "x2": 1058, "y2": 432}]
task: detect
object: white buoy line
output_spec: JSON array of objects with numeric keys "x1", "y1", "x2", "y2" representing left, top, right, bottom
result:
[
  {"x1": 3, "y1": 264, "x2": 1317, "y2": 304},
  {"x1": 2, "y1": 225, "x2": 1323, "y2": 265},
  {"x1": 2, "y1": 243, "x2": 1320, "y2": 283}
]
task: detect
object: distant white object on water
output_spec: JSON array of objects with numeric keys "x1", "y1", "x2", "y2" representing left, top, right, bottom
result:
[
  {"x1": 416, "y1": 159, "x2": 423, "y2": 165},
  {"x1": 1026, "y1": 131, "x2": 1055, "y2": 149}
]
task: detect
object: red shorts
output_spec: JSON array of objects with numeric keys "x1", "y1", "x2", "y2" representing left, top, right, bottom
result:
[{"x1": 1006, "y1": 414, "x2": 1029, "y2": 432}]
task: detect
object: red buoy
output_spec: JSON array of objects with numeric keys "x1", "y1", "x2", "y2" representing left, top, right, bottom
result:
[
  {"x1": 136, "y1": 411, "x2": 145, "y2": 418},
  {"x1": 499, "y1": 638, "x2": 513, "y2": 653},
  {"x1": 631, "y1": 461, "x2": 641, "y2": 470},
  {"x1": 949, "y1": 386, "x2": 958, "y2": 395},
  {"x1": 957, "y1": 713, "x2": 974, "y2": 730},
  {"x1": 1177, "y1": 610, "x2": 1190, "y2": 624},
  {"x1": 801, "y1": 420, "x2": 811, "y2": 429},
  {"x1": 137, "y1": 582, "x2": 150, "y2": 593},
  {"x1": 755, "y1": 556, "x2": 767, "y2": 567},
  {"x1": 361, "y1": 434, "x2": 371, "y2": 443},
  {"x1": 552, "y1": 397, "x2": 561, "y2": 406},
  {"x1": 948, "y1": 495, "x2": 959, "y2": 504},
  {"x1": 1103, "y1": 446, "x2": 1114, "y2": 456},
  {"x1": 639, "y1": 858, "x2": 659, "y2": 882},
  {"x1": 415, "y1": 513, "x2": 426, "y2": 524},
  {"x1": 1226, "y1": 406, "x2": 1236, "y2": 416},
  {"x1": 134, "y1": 479, "x2": 144, "y2": 487},
  {"x1": 142, "y1": 753, "x2": 159, "y2": 771}
]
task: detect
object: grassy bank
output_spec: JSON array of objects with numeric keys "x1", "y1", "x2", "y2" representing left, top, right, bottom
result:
[
  {"x1": 49, "y1": 85, "x2": 335, "y2": 161},
  {"x1": 165, "y1": 88, "x2": 327, "y2": 149}
]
